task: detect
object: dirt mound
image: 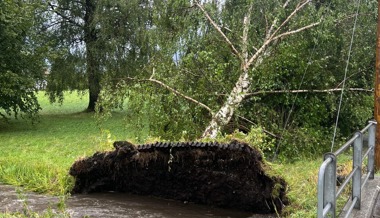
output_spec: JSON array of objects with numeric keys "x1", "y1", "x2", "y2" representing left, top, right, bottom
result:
[{"x1": 69, "y1": 140, "x2": 288, "y2": 214}]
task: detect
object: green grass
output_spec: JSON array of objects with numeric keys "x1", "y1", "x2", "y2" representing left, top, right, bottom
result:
[
  {"x1": 0, "y1": 91, "x2": 146, "y2": 195},
  {"x1": 273, "y1": 155, "x2": 355, "y2": 217},
  {"x1": 272, "y1": 160, "x2": 320, "y2": 217},
  {"x1": 0, "y1": 91, "x2": 338, "y2": 217}
]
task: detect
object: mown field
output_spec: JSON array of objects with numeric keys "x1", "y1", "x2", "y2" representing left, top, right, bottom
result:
[{"x1": 0, "y1": 91, "x2": 342, "y2": 217}]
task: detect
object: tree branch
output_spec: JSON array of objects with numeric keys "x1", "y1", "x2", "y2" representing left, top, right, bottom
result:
[
  {"x1": 246, "y1": 88, "x2": 373, "y2": 97},
  {"x1": 242, "y1": 3, "x2": 254, "y2": 62},
  {"x1": 246, "y1": 0, "x2": 316, "y2": 70},
  {"x1": 243, "y1": 38, "x2": 271, "y2": 70},
  {"x1": 39, "y1": 21, "x2": 62, "y2": 33},
  {"x1": 48, "y1": 2, "x2": 83, "y2": 28},
  {"x1": 192, "y1": 87, "x2": 373, "y2": 98},
  {"x1": 270, "y1": 0, "x2": 311, "y2": 40},
  {"x1": 271, "y1": 21, "x2": 320, "y2": 41},
  {"x1": 335, "y1": 69, "x2": 371, "y2": 88},
  {"x1": 124, "y1": 76, "x2": 213, "y2": 114},
  {"x1": 195, "y1": 1, "x2": 242, "y2": 60}
]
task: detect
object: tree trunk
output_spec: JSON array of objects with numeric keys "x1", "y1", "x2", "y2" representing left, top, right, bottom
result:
[
  {"x1": 201, "y1": 50, "x2": 268, "y2": 139},
  {"x1": 202, "y1": 69, "x2": 251, "y2": 138},
  {"x1": 200, "y1": 2, "x2": 258, "y2": 139},
  {"x1": 84, "y1": 0, "x2": 100, "y2": 112},
  {"x1": 86, "y1": 43, "x2": 101, "y2": 112}
]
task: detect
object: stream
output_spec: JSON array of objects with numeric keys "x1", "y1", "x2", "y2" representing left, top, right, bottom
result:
[{"x1": 0, "y1": 185, "x2": 276, "y2": 218}]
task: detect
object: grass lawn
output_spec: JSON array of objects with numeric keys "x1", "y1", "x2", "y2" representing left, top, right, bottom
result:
[
  {"x1": 0, "y1": 91, "x2": 147, "y2": 195},
  {"x1": 0, "y1": 91, "x2": 335, "y2": 217}
]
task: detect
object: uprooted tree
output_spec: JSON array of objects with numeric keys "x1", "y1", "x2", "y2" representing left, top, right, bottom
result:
[
  {"x1": 107, "y1": 0, "x2": 321, "y2": 138},
  {"x1": 98, "y1": 0, "x2": 375, "y2": 148},
  {"x1": 70, "y1": 140, "x2": 289, "y2": 213}
]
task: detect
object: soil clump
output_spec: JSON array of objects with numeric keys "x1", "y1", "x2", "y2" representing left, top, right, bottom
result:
[{"x1": 69, "y1": 140, "x2": 288, "y2": 214}]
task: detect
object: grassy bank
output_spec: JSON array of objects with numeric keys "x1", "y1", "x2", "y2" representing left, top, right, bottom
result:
[{"x1": 0, "y1": 91, "x2": 327, "y2": 217}]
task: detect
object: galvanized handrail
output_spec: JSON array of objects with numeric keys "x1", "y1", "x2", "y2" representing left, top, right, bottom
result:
[{"x1": 317, "y1": 120, "x2": 377, "y2": 218}]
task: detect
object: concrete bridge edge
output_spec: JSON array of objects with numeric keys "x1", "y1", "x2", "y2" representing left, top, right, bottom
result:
[{"x1": 339, "y1": 176, "x2": 380, "y2": 218}]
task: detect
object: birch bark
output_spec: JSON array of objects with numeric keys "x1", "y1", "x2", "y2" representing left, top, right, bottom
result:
[{"x1": 201, "y1": 69, "x2": 251, "y2": 138}]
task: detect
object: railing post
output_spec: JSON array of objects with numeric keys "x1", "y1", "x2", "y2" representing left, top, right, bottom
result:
[
  {"x1": 369, "y1": 121, "x2": 377, "y2": 179},
  {"x1": 318, "y1": 157, "x2": 333, "y2": 218},
  {"x1": 324, "y1": 153, "x2": 337, "y2": 217},
  {"x1": 352, "y1": 131, "x2": 363, "y2": 209}
]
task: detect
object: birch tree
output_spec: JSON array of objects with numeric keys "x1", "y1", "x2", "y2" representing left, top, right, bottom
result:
[
  {"x1": 98, "y1": 0, "x2": 375, "y2": 142},
  {"x1": 99, "y1": 0, "x2": 323, "y2": 139},
  {"x1": 196, "y1": 0, "x2": 321, "y2": 138}
]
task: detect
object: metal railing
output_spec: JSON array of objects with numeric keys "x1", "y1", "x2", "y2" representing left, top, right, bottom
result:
[{"x1": 317, "y1": 120, "x2": 377, "y2": 218}]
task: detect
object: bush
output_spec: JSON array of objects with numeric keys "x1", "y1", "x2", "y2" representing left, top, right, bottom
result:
[{"x1": 277, "y1": 127, "x2": 332, "y2": 161}]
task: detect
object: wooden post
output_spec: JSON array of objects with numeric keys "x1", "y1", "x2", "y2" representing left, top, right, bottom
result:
[{"x1": 374, "y1": 0, "x2": 380, "y2": 170}]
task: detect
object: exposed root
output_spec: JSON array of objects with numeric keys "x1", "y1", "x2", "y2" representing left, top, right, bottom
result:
[{"x1": 69, "y1": 140, "x2": 288, "y2": 214}]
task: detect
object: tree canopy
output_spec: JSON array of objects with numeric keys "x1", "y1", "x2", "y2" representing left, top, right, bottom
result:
[
  {"x1": 0, "y1": 1, "x2": 45, "y2": 120},
  {"x1": 42, "y1": 0, "x2": 155, "y2": 111},
  {"x1": 1, "y1": 0, "x2": 377, "y2": 158}
]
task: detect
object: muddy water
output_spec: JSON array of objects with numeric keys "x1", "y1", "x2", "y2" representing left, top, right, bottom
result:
[{"x1": 0, "y1": 185, "x2": 276, "y2": 218}]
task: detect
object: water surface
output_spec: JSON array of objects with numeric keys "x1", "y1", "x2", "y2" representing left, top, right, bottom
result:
[{"x1": 0, "y1": 185, "x2": 276, "y2": 218}]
